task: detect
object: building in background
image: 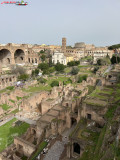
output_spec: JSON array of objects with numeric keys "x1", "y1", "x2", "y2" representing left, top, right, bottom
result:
[{"x1": 52, "y1": 51, "x2": 67, "y2": 65}]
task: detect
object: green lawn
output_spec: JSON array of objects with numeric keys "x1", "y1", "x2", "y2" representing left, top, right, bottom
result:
[
  {"x1": 0, "y1": 118, "x2": 30, "y2": 152},
  {"x1": 23, "y1": 84, "x2": 51, "y2": 93}
]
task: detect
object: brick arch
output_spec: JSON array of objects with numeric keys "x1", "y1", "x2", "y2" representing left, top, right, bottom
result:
[
  {"x1": 14, "y1": 49, "x2": 25, "y2": 64},
  {"x1": 0, "y1": 49, "x2": 12, "y2": 66}
]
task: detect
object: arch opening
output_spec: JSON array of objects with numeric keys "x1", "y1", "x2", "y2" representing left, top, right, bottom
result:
[
  {"x1": 35, "y1": 58, "x2": 37, "y2": 63},
  {"x1": 32, "y1": 59, "x2": 34, "y2": 63},
  {"x1": 96, "y1": 79, "x2": 102, "y2": 86},
  {"x1": 73, "y1": 143, "x2": 80, "y2": 154},
  {"x1": 14, "y1": 49, "x2": 25, "y2": 64},
  {"x1": 0, "y1": 49, "x2": 11, "y2": 66},
  {"x1": 28, "y1": 58, "x2": 30, "y2": 63},
  {"x1": 71, "y1": 117, "x2": 77, "y2": 126}
]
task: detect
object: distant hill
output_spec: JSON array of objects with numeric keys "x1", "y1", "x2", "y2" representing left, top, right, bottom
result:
[{"x1": 108, "y1": 44, "x2": 120, "y2": 50}]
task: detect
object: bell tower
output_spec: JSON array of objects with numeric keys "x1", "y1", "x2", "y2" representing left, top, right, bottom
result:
[{"x1": 62, "y1": 37, "x2": 66, "y2": 53}]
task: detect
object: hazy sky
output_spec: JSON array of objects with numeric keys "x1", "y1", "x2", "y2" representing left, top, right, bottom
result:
[{"x1": 0, "y1": 0, "x2": 120, "y2": 46}]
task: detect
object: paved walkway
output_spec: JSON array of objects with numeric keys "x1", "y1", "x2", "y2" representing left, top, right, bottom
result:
[
  {"x1": 0, "y1": 114, "x2": 36, "y2": 127},
  {"x1": 0, "y1": 115, "x2": 14, "y2": 127},
  {"x1": 43, "y1": 125, "x2": 76, "y2": 160},
  {"x1": 15, "y1": 115, "x2": 36, "y2": 125}
]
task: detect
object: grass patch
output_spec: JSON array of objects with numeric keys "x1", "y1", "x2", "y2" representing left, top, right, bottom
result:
[
  {"x1": 16, "y1": 96, "x2": 22, "y2": 101},
  {"x1": 30, "y1": 141, "x2": 48, "y2": 160},
  {"x1": 0, "y1": 118, "x2": 30, "y2": 152},
  {"x1": 47, "y1": 76, "x2": 69, "y2": 85},
  {"x1": 6, "y1": 86, "x2": 14, "y2": 91},
  {"x1": 11, "y1": 109, "x2": 19, "y2": 114},
  {"x1": 9, "y1": 99, "x2": 15, "y2": 103},
  {"x1": 23, "y1": 84, "x2": 51, "y2": 93},
  {"x1": 105, "y1": 105, "x2": 117, "y2": 120},
  {"x1": 0, "y1": 88, "x2": 7, "y2": 94},
  {"x1": 0, "y1": 104, "x2": 11, "y2": 111}
]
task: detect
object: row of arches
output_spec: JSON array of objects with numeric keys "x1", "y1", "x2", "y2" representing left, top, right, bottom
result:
[
  {"x1": 0, "y1": 49, "x2": 38, "y2": 65},
  {"x1": 28, "y1": 58, "x2": 38, "y2": 64},
  {"x1": 0, "y1": 49, "x2": 25, "y2": 65}
]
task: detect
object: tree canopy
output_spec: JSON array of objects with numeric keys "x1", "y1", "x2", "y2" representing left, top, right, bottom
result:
[
  {"x1": 108, "y1": 44, "x2": 120, "y2": 50},
  {"x1": 55, "y1": 63, "x2": 65, "y2": 71},
  {"x1": 38, "y1": 63, "x2": 49, "y2": 71}
]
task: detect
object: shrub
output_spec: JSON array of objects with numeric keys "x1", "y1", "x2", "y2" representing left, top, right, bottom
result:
[
  {"x1": 32, "y1": 69, "x2": 39, "y2": 77},
  {"x1": 42, "y1": 70, "x2": 49, "y2": 75},
  {"x1": 38, "y1": 63, "x2": 49, "y2": 71},
  {"x1": 55, "y1": 63, "x2": 65, "y2": 71},
  {"x1": 111, "y1": 55, "x2": 120, "y2": 64},
  {"x1": 93, "y1": 66, "x2": 99, "y2": 73},
  {"x1": 41, "y1": 55, "x2": 46, "y2": 62},
  {"x1": 67, "y1": 61, "x2": 80, "y2": 66},
  {"x1": 71, "y1": 67, "x2": 79, "y2": 75},
  {"x1": 77, "y1": 75, "x2": 88, "y2": 83},
  {"x1": 51, "y1": 80, "x2": 59, "y2": 87},
  {"x1": 18, "y1": 74, "x2": 29, "y2": 81},
  {"x1": 63, "y1": 78, "x2": 72, "y2": 85},
  {"x1": 48, "y1": 67, "x2": 55, "y2": 73},
  {"x1": 37, "y1": 77, "x2": 47, "y2": 84}
]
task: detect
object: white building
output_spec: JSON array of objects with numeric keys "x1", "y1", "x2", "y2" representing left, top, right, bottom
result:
[
  {"x1": 52, "y1": 51, "x2": 67, "y2": 65},
  {"x1": 93, "y1": 49, "x2": 113, "y2": 63}
]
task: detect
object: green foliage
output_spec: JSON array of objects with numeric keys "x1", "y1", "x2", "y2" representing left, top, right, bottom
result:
[
  {"x1": 0, "y1": 118, "x2": 29, "y2": 152},
  {"x1": 16, "y1": 96, "x2": 22, "y2": 101},
  {"x1": 108, "y1": 44, "x2": 120, "y2": 50},
  {"x1": 111, "y1": 55, "x2": 120, "y2": 64},
  {"x1": 77, "y1": 74, "x2": 88, "y2": 83},
  {"x1": 55, "y1": 63, "x2": 65, "y2": 71},
  {"x1": 87, "y1": 85, "x2": 96, "y2": 95},
  {"x1": 80, "y1": 56, "x2": 93, "y2": 62},
  {"x1": 41, "y1": 55, "x2": 46, "y2": 62},
  {"x1": 71, "y1": 67, "x2": 79, "y2": 75},
  {"x1": 32, "y1": 69, "x2": 39, "y2": 77},
  {"x1": 11, "y1": 109, "x2": 19, "y2": 114},
  {"x1": 40, "y1": 50, "x2": 45, "y2": 53},
  {"x1": 18, "y1": 74, "x2": 29, "y2": 81},
  {"x1": 38, "y1": 63, "x2": 49, "y2": 71},
  {"x1": 9, "y1": 99, "x2": 15, "y2": 103},
  {"x1": 6, "y1": 86, "x2": 14, "y2": 90},
  {"x1": 105, "y1": 105, "x2": 117, "y2": 120},
  {"x1": 97, "y1": 57, "x2": 111, "y2": 66},
  {"x1": 49, "y1": 58, "x2": 53, "y2": 67},
  {"x1": 42, "y1": 70, "x2": 49, "y2": 75},
  {"x1": 93, "y1": 66, "x2": 99, "y2": 73},
  {"x1": 50, "y1": 80, "x2": 59, "y2": 87},
  {"x1": 48, "y1": 67, "x2": 55, "y2": 73},
  {"x1": 37, "y1": 77, "x2": 47, "y2": 84},
  {"x1": 30, "y1": 141, "x2": 48, "y2": 160},
  {"x1": 67, "y1": 60, "x2": 80, "y2": 66},
  {"x1": 0, "y1": 104, "x2": 11, "y2": 111},
  {"x1": 63, "y1": 78, "x2": 72, "y2": 85}
]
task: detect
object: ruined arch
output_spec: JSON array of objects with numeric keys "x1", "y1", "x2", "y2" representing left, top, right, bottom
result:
[
  {"x1": 73, "y1": 143, "x2": 80, "y2": 154},
  {"x1": 0, "y1": 49, "x2": 11, "y2": 66},
  {"x1": 14, "y1": 49, "x2": 25, "y2": 64},
  {"x1": 71, "y1": 117, "x2": 77, "y2": 126},
  {"x1": 96, "y1": 79, "x2": 102, "y2": 86}
]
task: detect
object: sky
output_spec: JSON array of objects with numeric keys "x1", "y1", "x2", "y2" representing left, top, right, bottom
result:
[{"x1": 0, "y1": 0, "x2": 120, "y2": 46}]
